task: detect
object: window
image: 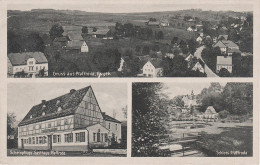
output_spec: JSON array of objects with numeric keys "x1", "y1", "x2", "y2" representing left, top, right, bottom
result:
[
  {"x1": 76, "y1": 132, "x2": 85, "y2": 142},
  {"x1": 101, "y1": 133, "x2": 104, "y2": 142},
  {"x1": 97, "y1": 132, "x2": 100, "y2": 142},
  {"x1": 43, "y1": 136, "x2": 47, "y2": 144},
  {"x1": 57, "y1": 120, "x2": 61, "y2": 126},
  {"x1": 57, "y1": 135, "x2": 61, "y2": 143},
  {"x1": 29, "y1": 137, "x2": 31, "y2": 144},
  {"x1": 53, "y1": 135, "x2": 57, "y2": 143},
  {"x1": 42, "y1": 112, "x2": 45, "y2": 116},
  {"x1": 105, "y1": 134, "x2": 108, "y2": 142},
  {"x1": 36, "y1": 137, "x2": 38, "y2": 144},
  {"x1": 65, "y1": 133, "x2": 73, "y2": 143},
  {"x1": 64, "y1": 119, "x2": 68, "y2": 125},
  {"x1": 32, "y1": 137, "x2": 35, "y2": 144},
  {"x1": 93, "y1": 133, "x2": 96, "y2": 142},
  {"x1": 48, "y1": 123, "x2": 51, "y2": 128},
  {"x1": 109, "y1": 123, "x2": 111, "y2": 129},
  {"x1": 116, "y1": 124, "x2": 118, "y2": 130},
  {"x1": 39, "y1": 137, "x2": 42, "y2": 144}
]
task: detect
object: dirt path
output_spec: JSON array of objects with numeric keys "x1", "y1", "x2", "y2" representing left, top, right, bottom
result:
[{"x1": 194, "y1": 46, "x2": 219, "y2": 77}]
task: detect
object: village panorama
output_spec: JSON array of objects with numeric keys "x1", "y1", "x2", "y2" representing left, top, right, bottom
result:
[
  {"x1": 7, "y1": 8, "x2": 253, "y2": 77},
  {"x1": 132, "y1": 82, "x2": 253, "y2": 157}
]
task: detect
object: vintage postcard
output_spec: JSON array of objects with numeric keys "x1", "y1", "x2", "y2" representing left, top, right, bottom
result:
[{"x1": 0, "y1": 0, "x2": 259, "y2": 165}]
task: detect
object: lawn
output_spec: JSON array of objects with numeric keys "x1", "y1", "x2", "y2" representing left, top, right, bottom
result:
[{"x1": 195, "y1": 125, "x2": 253, "y2": 157}]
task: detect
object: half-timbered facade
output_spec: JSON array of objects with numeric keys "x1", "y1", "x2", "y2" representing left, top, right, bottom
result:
[{"x1": 18, "y1": 86, "x2": 121, "y2": 151}]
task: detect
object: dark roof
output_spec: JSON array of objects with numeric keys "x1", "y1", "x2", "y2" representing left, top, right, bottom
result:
[
  {"x1": 68, "y1": 32, "x2": 83, "y2": 41},
  {"x1": 18, "y1": 86, "x2": 91, "y2": 126},
  {"x1": 66, "y1": 41, "x2": 85, "y2": 49},
  {"x1": 53, "y1": 36, "x2": 68, "y2": 42},
  {"x1": 149, "y1": 59, "x2": 162, "y2": 68},
  {"x1": 8, "y1": 52, "x2": 48, "y2": 66},
  {"x1": 102, "y1": 113, "x2": 121, "y2": 123}
]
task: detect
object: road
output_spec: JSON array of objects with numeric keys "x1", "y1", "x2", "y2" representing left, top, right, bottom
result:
[{"x1": 194, "y1": 46, "x2": 219, "y2": 77}]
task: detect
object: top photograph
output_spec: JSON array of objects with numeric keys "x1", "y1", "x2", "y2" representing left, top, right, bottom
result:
[{"x1": 7, "y1": 1, "x2": 253, "y2": 78}]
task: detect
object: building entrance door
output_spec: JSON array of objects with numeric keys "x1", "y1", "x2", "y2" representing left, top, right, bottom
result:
[
  {"x1": 21, "y1": 139, "x2": 24, "y2": 149},
  {"x1": 47, "y1": 135, "x2": 52, "y2": 150}
]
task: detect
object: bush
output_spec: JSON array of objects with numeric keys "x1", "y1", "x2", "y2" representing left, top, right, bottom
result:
[{"x1": 218, "y1": 110, "x2": 229, "y2": 119}]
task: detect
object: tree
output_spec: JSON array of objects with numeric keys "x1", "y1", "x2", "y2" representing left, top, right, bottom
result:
[
  {"x1": 149, "y1": 18, "x2": 157, "y2": 22},
  {"x1": 123, "y1": 23, "x2": 135, "y2": 37},
  {"x1": 201, "y1": 46, "x2": 221, "y2": 71},
  {"x1": 156, "y1": 31, "x2": 164, "y2": 40},
  {"x1": 172, "y1": 95, "x2": 184, "y2": 107},
  {"x1": 82, "y1": 26, "x2": 88, "y2": 34},
  {"x1": 39, "y1": 68, "x2": 45, "y2": 77},
  {"x1": 222, "y1": 83, "x2": 253, "y2": 115},
  {"x1": 132, "y1": 83, "x2": 169, "y2": 157},
  {"x1": 142, "y1": 46, "x2": 150, "y2": 55},
  {"x1": 93, "y1": 48, "x2": 121, "y2": 72},
  {"x1": 122, "y1": 105, "x2": 127, "y2": 119},
  {"x1": 7, "y1": 113, "x2": 16, "y2": 138},
  {"x1": 187, "y1": 39, "x2": 198, "y2": 54},
  {"x1": 135, "y1": 46, "x2": 141, "y2": 53},
  {"x1": 152, "y1": 45, "x2": 160, "y2": 52},
  {"x1": 171, "y1": 37, "x2": 179, "y2": 44},
  {"x1": 162, "y1": 55, "x2": 189, "y2": 77},
  {"x1": 93, "y1": 27, "x2": 98, "y2": 32},
  {"x1": 49, "y1": 24, "x2": 64, "y2": 40}
]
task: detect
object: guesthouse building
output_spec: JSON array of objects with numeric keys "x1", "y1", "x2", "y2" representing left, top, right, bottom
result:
[{"x1": 18, "y1": 86, "x2": 121, "y2": 151}]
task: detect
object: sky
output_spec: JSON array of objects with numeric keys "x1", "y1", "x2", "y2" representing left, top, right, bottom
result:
[
  {"x1": 8, "y1": 83, "x2": 127, "y2": 122},
  {"x1": 7, "y1": 0, "x2": 253, "y2": 13},
  {"x1": 161, "y1": 82, "x2": 227, "y2": 99}
]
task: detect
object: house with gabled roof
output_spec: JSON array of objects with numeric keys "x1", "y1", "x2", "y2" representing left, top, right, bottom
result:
[
  {"x1": 18, "y1": 86, "x2": 122, "y2": 151},
  {"x1": 67, "y1": 31, "x2": 83, "y2": 41},
  {"x1": 213, "y1": 40, "x2": 239, "y2": 55},
  {"x1": 7, "y1": 52, "x2": 48, "y2": 77},
  {"x1": 191, "y1": 59, "x2": 205, "y2": 73},
  {"x1": 142, "y1": 59, "x2": 163, "y2": 77},
  {"x1": 218, "y1": 35, "x2": 228, "y2": 41},
  {"x1": 216, "y1": 56, "x2": 232, "y2": 73},
  {"x1": 65, "y1": 41, "x2": 89, "y2": 53}
]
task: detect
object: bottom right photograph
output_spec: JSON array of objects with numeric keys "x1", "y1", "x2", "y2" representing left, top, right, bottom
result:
[{"x1": 132, "y1": 82, "x2": 253, "y2": 157}]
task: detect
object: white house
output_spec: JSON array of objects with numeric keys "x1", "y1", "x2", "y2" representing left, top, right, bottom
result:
[
  {"x1": 66, "y1": 41, "x2": 89, "y2": 53},
  {"x1": 18, "y1": 86, "x2": 122, "y2": 151},
  {"x1": 216, "y1": 56, "x2": 232, "y2": 73},
  {"x1": 192, "y1": 61, "x2": 205, "y2": 73},
  {"x1": 187, "y1": 27, "x2": 195, "y2": 32},
  {"x1": 142, "y1": 60, "x2": 163, "y2": 77},
  {"x1": 7, "y1": 52, "x2": 48, "y2": 77},
  {"x1": 196, "y1": 36, "x2": 203, "y2": 44}
]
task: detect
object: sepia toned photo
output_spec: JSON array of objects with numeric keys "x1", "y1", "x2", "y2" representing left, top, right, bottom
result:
[
  {"x1": 7, "y1": 83, "x2": 127, "y2": 157},
  {"x1": 132, "y1": 82, "x2": 253, "y2": 157},
  {"x1": 7, "y1": 2, "x2": 253, "y2": 78}
]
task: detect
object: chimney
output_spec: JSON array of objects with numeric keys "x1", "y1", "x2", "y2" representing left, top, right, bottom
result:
[
  {"x1": 42, "y1": 100, "x2": 46, "y2": 104},
  {"x1": 70, "y1": 89, "x2": 76, "y2": 93}
]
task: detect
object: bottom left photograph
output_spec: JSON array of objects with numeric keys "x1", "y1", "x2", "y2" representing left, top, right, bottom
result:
[{"x1": 7, "y1": 83, "x2": 127, "y2": 157}]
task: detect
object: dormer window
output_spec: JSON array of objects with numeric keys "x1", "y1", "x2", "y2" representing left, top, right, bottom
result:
[
  {"x1": 42, "y1": 112, "x2": 45, "y2": 116},
  {"x1": 57, "y1": 106, "x2": 62, "y2": 112}
]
